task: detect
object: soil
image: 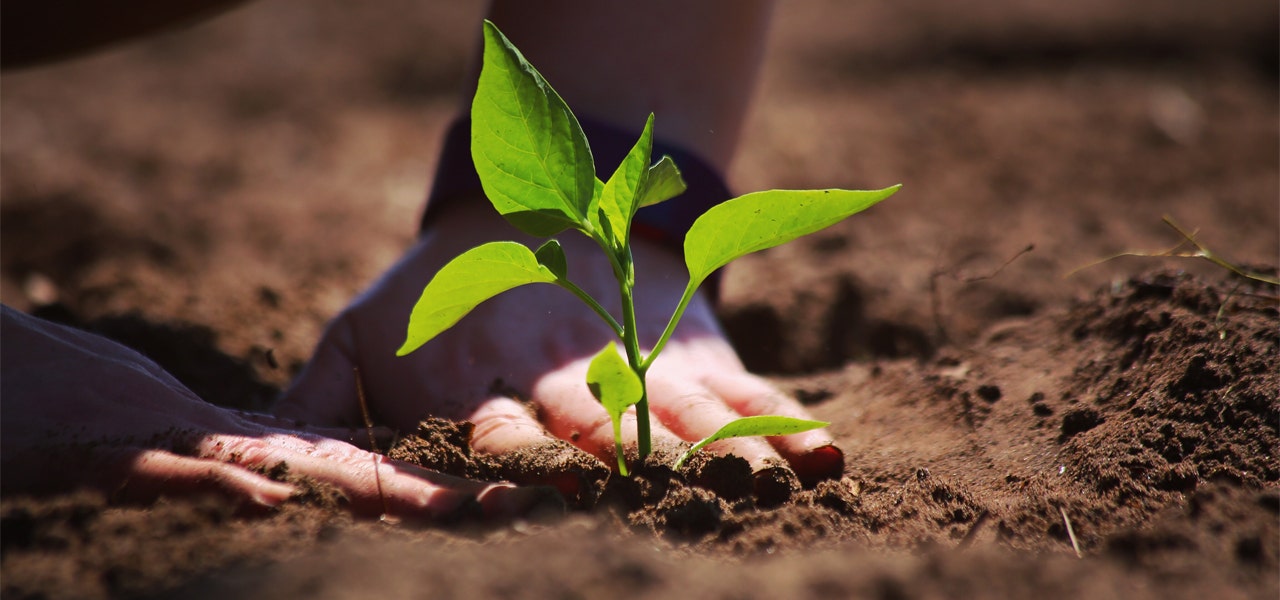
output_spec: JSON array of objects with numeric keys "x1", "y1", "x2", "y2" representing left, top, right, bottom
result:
[{"x1": 2, "y1": 1, "x2": 1277, "y2": 598}]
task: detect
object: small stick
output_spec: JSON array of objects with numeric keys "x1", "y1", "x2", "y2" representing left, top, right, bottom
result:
[
  {"x1": 930, "y1": 243, "x2": 1036, "y2": 342},
  {"x1": 355, "y1": 366, "x2": 393, "y2": 522},
  {"x1": 956, "y1": 244, "x2": 1036, "y2": 284},
  {"x1": 1059, "y1": 506, "x2": 1082, "y2": 558},
  {"x1": 956, "y1": 509, "x2": 990, "y2": 549}
]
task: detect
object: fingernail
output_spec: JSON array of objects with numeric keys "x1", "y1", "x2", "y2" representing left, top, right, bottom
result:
[
  {"x1": 753, "y1": 466, "x2": 799, "y2": 508},
  {"x1": 792, "y1": 444, "x2": 845, "y2": 488},
  {"x1": 254, "y1": 481, "x2": 298, "y2": 507},
  {"x1": 234, "y1": 481, "x2": 295, "y2": 516},
  {"x1": 478, "y1": 485, "x2": 566, "y2": 520},
  {"x1": 397, "y1": 486, "x2": 477, "y2": 523}
]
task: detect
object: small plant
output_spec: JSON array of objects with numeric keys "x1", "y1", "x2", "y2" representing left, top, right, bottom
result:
[{"x1": 398, "y1": 21, "x2": 900, "y2": 475}]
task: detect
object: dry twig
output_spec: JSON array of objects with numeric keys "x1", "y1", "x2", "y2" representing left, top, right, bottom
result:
[
  {"x1": 1059, "y1": 506, "x2": 1083, "y2": 558},
  {"x1": 355, "y1": 366, "x2": 395, "y2": 523},
  {"x1": 930, "y1": 243, "x2": 1036, "y2": 343}
]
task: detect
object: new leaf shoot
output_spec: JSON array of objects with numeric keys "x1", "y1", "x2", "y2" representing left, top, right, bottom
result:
[{"x1": 672, "y1": 416, "x2": 830, "y2": 472}]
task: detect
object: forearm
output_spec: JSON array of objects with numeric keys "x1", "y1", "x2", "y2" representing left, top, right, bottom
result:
[
  {"x1": 1, "y1": 0, "x2": 251, "y2": 69},
  {"x1": 481, "y1": 0, "x2": 775, "y2": 172},
  {"x1": 426, "y1": 2, "x2": 773, "y2": 247}
]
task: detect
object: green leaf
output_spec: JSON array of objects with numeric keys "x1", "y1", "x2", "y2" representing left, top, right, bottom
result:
[
  {"x1": 588, "y1": 176, "x2": 605, "y2": 226},
  {"x1": 533, "y1": 239, "x2": 567, "y2": 280},
  {"x1": 684, "y1": 185, "x2": 901, "y2": 286},
  {"x1": 636, "y1": 155, "x2": 686, "y2": 208},
  {"x1": 597, "y1": 114, "x2": 654, "y2": 250},
  {"x1": 471, "y1": 20, "x2": 595, "y2": 237},
  {"x1": 397, "y1": 241, "x2": 557, "y2": 356},
  {"x1": 586, "y1": 342, "x2": 644, "y2": 475},
  {"x1": 672, "y1": 415, "x2": 829, "y2": 471}
]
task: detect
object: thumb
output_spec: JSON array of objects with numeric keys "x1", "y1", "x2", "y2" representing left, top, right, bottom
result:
[{"x1": 275, "y1": 314, "x2": 362, "y2": 427}]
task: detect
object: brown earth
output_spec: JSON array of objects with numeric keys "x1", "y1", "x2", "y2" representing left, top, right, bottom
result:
[{"x1": 2, "y1": 1, "x2": 1277, "y2": 598}]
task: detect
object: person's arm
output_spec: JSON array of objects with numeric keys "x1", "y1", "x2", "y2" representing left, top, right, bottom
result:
[
  {"x1": 423, "y1": 1, "x2": 771, "y2": 248},
  {"x1": 0, "y1": 0, "x2": 564, "y2": 517},
  {"x1": 481, "y1": 0, "x2": 772, "y2": 172},
  {"x1": 0, "y1": 306, "x2": 554, "y2": 519},
  {"x1": 1, "y1": 0, "x2": 251, "y2": 69}
]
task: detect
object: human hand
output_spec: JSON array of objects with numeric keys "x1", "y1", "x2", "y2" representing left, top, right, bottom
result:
[
  {"x1": 0, "y1": 305, "x2": 553, "y2": 521},
  {"x1": 277, "y1": 201, "x2": 843, "y2": 497}
]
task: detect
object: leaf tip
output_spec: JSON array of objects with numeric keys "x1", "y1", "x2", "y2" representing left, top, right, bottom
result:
[{"x1": 394, "y1": 341, "x2": 417, "y2": 357}]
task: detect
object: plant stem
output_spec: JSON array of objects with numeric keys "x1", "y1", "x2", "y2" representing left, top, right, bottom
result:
[
  {"x1": 1161, "y1": 216, "x2": 1280, "y2": 286},
  {"x1": 613, "y1": 425, "x2": 629, "y2": 476},
  {"x1": 640, "y1": 279, "x2": 701, "y2": 371},
  {"x1": 616, "y1": 248, "x2": 651, "y2": 461}
]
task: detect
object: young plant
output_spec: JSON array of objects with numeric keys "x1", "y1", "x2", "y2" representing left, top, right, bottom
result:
[{"x1": 398, "y1": 21, "x2": 900, "y2": 476}]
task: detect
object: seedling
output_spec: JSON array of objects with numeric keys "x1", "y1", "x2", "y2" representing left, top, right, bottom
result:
[
  {"x1": 1069, "y1": 215, "x2": 1280, "y2": 286},
  {"x1": 398, "y1": 21, "x2": 900, "y2": 475}
]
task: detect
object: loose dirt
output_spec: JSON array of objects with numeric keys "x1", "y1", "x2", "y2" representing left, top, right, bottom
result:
[{"x1": 2, "y1": 1, "x2": 1276, "y2": 598}]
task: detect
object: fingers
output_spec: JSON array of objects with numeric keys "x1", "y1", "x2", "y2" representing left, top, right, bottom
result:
[
  {"x1": 1, "y1": 442, "x2": 296, "y2": 513},
  {"x1": 640, "y1": 334, "x2": 844, "y2": 485},
  {"x1": 464, "y1": 396, "x2": 609, "y2": 502},
  {"x1": 110, "y1": 447, "x2": 297, "y2": 509},
  {"x1": 467, "y1": 397, "x2": 558, "y2": 455},
  {"x1": 197, "y1": 432, "x2": 556, "y2": 521},
  {"x1": 701, "y1": 371, "x2": 837, "y2": 451},
  {"x1": 645, "y1": 376, "x2": 785, "y2": 473},
  {"x1": 532, "y1": 361, "x2": 687, "y2": 464},
  {"x1": 274, "y1": 315, "x2": 361, "y2": 427},
  {"x1": 701, "y1": 370, "x2": 845, "y2": 485},
  {"x1": 531, "y1": 342, "x2": 844, "y2": 488}
]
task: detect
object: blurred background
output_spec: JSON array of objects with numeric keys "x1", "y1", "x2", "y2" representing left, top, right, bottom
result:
[{"x1": 2, "y1": 0, "x2": 1276, "y2": 396}]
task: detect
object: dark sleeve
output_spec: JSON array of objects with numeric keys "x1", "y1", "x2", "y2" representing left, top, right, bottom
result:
[{"x1": 2, "y1": 0, "x2": 250, "y2": 69}]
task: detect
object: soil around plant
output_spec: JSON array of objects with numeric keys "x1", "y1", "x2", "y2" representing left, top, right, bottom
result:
[{"x1": 2, "y1": 1, "x2": 1277, "y2": 598}]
